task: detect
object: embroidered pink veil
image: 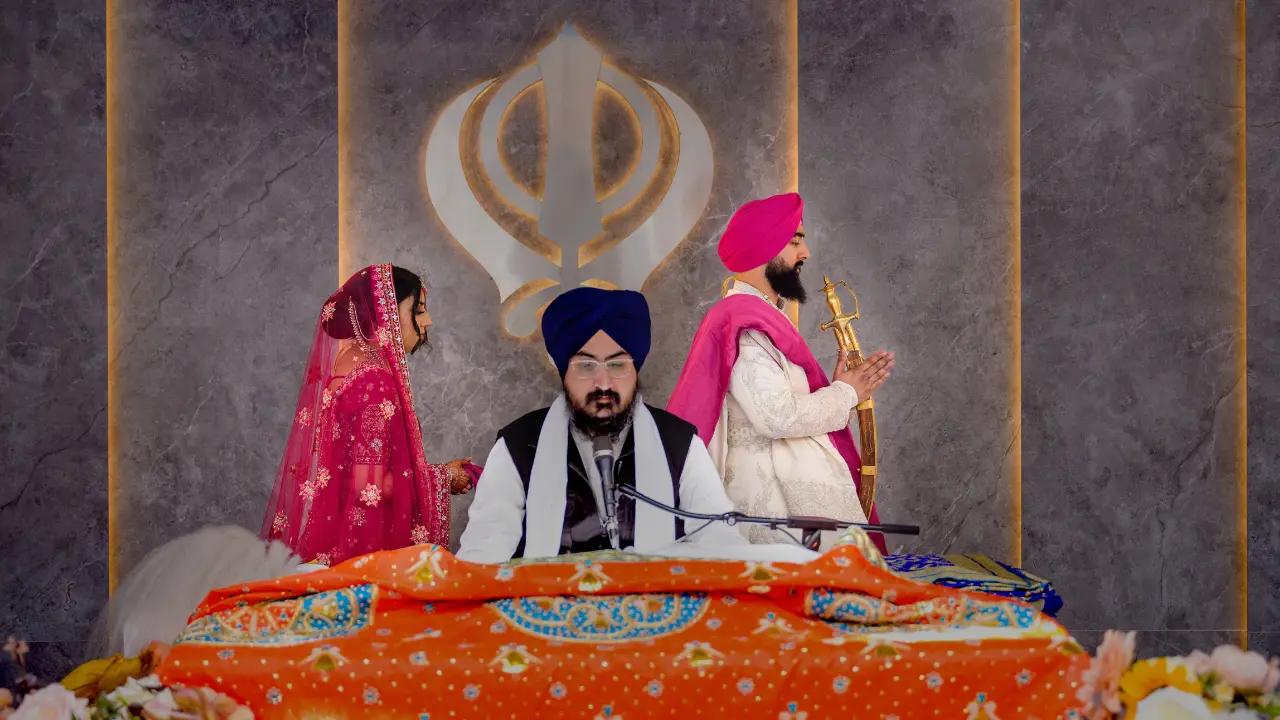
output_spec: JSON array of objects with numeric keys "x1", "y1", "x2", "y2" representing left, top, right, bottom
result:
[{"x1": 260, "y1": 264, "x2": 451, "y2": 565}]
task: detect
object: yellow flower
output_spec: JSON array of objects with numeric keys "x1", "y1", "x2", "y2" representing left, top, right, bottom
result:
[
  {"x1": 1211, "y1": 680, "x2": 1237, "y2": 706},
  {"x1": 60, "y1": 641, "x2": 168, "y2": 699},
  {"x1": 1119, "y1": 658, "x2": 1203, "y2": 719}
]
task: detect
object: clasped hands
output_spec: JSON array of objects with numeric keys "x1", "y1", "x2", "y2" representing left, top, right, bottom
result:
[{"x1": 833, "y1": 349, "x2": 894, "y2": 401}]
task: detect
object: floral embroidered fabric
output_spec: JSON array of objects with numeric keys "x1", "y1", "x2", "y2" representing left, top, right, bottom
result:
[
  {"x1": 260, "y1": 264, "x2": 454, "y2": 566},
  {"x1": 160, "y1": 530, "x2": 1087, "y2": 719}
]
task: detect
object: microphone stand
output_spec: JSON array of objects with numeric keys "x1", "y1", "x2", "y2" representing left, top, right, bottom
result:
[
  {"x1": 592, "y1": 436, "x2": 622, "y2": 551},
  {"x1": 615, "y1": 484, "x2": 919, "y2": 551}
]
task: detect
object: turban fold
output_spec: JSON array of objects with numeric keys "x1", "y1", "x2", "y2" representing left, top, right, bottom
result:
[
  {"x1": 541, "y1": 287, "x2": 651, "y2": 377},
  {"x1": 717, "y1": 192, "x2": 804, "y2": 273}
]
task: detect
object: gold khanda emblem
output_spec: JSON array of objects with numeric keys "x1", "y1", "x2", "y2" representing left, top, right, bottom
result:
[
  {"x1": 406, "y1": 547, "x2": 449, "y2": 586},
  {"x1": 489, "y1": 643, "x2": 541, "y2": 674},
  {"x1": 742, "y1": 562, "x2": 782, "y2": 584},
  {"x1": 299, "y1": 644, "x2": 350, "y2": 674},
  {"x1": 569, "y1": 561, "x2": 613, "y2": 593},
  {"x1": 859, "y1": 636, "x2": 910, "y2": 658},
  {"x1": 423, "y1": 23, "x2": 714, "y2": 338},
  {"x1": 585, "y1": 607, "x2": 612, "y2": 631},
  {"x1": 740, "y1": 561, "x2": 785, "y2": 594},
  {"x1": 675, "y1": 640, "x2": 724, "y2": 669}
]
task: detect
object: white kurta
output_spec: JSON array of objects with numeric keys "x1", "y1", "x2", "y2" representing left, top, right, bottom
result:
[
  {"x1": 708, "y1": 281, "x2": 867, "y2": 546},
  {"x1": 458, "y1": 396, "x2": 751, "y2": 564}
]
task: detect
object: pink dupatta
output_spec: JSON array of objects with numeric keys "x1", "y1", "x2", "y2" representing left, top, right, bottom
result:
[
  {"x1": 667, "y1": 293, "x2": 885, "y2": 551},
  {"x1": 260, "y1": 264, "x2": 453, "y2": 565}
]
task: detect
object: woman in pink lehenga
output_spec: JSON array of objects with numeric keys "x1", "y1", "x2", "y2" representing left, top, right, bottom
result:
[{"x1": 261, "y1": 264, "x2": 479, "y2": 566}]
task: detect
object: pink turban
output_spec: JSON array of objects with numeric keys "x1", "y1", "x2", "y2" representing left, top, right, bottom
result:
[{"x1": 716, "y1": 193, "x2": 804, "y2": 273}]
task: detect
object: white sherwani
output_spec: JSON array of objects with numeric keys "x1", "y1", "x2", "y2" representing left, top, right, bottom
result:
[{"x1": 708, "y1": 281, "x2": 867, "y2": 546}]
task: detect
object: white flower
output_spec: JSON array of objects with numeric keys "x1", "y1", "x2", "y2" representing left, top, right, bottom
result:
[
  {"x1": 106, "y1": 676, "x2": 162, "y2": 707},
  {"x1": 1133, "y1": 688, "x2": 1215, "y2": 720},
  {"x1": 10, "y1": 684, "x2": 88, "y2": 720},
  {"x1": 135, "y1": 676, "x2": 163, "y2": 691},
  {"x1": 136, "y1": 688, "x2": 182, "y2": 720}
]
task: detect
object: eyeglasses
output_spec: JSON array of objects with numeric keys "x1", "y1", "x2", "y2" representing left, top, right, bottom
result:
[{"x1": 568, "y1": 357, "x2": 635, "y2": 380}]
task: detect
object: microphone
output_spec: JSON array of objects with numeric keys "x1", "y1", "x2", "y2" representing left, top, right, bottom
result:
[{"x1": 591, "y1": 435, "x2": 621, "y2": 550}]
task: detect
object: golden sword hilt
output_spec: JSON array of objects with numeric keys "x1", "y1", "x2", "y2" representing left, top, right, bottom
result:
[
  {"x1": 819, "y1": 275, "x2": 879, "y2": 515},
  {"x1": 819, "y1": 276, "x2": 865, "y2": 367}
]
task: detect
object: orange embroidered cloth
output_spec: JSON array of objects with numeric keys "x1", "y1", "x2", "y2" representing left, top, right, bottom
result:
[{"x1": 157, "y1": 537, "x2": 1087, "y2": 719}]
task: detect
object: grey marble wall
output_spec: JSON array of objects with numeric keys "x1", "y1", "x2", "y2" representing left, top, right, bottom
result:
[
  {"x1": 0, "y1": 0, "x2": 108, "y2": 676},
  {"x1": 342, "y1": 0, "x2": 796, "y2": 549},
  {"x1": 4, "y1": 0, "x2": 1275, "y2": 679},
  {"x1": 1248, "y1": 1, "x2": 1279, "y2": 656},
  {"x1": 798, "y1": 1, "x2": 1017, "y2": 558},
  {"x1": 1021, "y1": 0, "x2": 1245, "y2": 655},
  {"x1": 111, "y1": 0, "x2": 337, "y2": 576}
]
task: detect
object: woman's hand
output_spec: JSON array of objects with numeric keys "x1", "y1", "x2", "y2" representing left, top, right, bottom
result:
[{"x1": 446, "y1": 458, "x2": 473, "y2": 494}]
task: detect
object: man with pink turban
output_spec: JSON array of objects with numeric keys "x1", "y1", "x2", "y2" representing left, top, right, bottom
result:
[{"x1": 668, "y1": 193, "x2": 894, "y2": 552}]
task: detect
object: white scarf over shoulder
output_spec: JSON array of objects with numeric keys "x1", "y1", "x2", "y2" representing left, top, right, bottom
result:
[{"x1": 522, "y1": 396, "x2": 677, "y2": 557}]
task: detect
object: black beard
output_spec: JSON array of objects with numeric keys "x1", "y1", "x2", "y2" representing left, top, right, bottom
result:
[
  {"x1": 568, "y1": 389, "x2": 635, "y2": 440},
  {"x1": 765, "y1": 258, "x2": 807, "y2": 303}
]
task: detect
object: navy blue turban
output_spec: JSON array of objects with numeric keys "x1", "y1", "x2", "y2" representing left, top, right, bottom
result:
[{"x1": 541, "y1": 287, "x2": 651, "y2": 377}]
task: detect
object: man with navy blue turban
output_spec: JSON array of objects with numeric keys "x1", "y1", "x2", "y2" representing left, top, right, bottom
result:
[{"x1": 459, "y1": 287, "x2": 751, "y2": 563}]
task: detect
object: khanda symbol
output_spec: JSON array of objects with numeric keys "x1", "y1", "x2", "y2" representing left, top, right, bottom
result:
[{"x1": 424, "y1": 24, "x2": 714, "y2": 337}]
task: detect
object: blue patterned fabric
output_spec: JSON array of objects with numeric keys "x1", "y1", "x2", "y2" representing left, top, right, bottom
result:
[
  {"x1": 488, "y1": 592, "x2": 710, "y2": 642},
  {"x1": 884, "y1": 554, "x2": 1063, "y2": 617},
  {"x1": 175, "y1": 585, "x2": 377, "y2": 646}
]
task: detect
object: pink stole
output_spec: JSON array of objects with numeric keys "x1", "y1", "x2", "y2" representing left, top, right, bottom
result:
[{"x1": 667, "y1": 293, "x2": 885, "y2": 546}]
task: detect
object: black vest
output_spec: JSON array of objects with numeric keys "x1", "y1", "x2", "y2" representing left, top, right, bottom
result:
[{"x1": 497, "y1": 404, "x2": 697, "y2": 557}]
